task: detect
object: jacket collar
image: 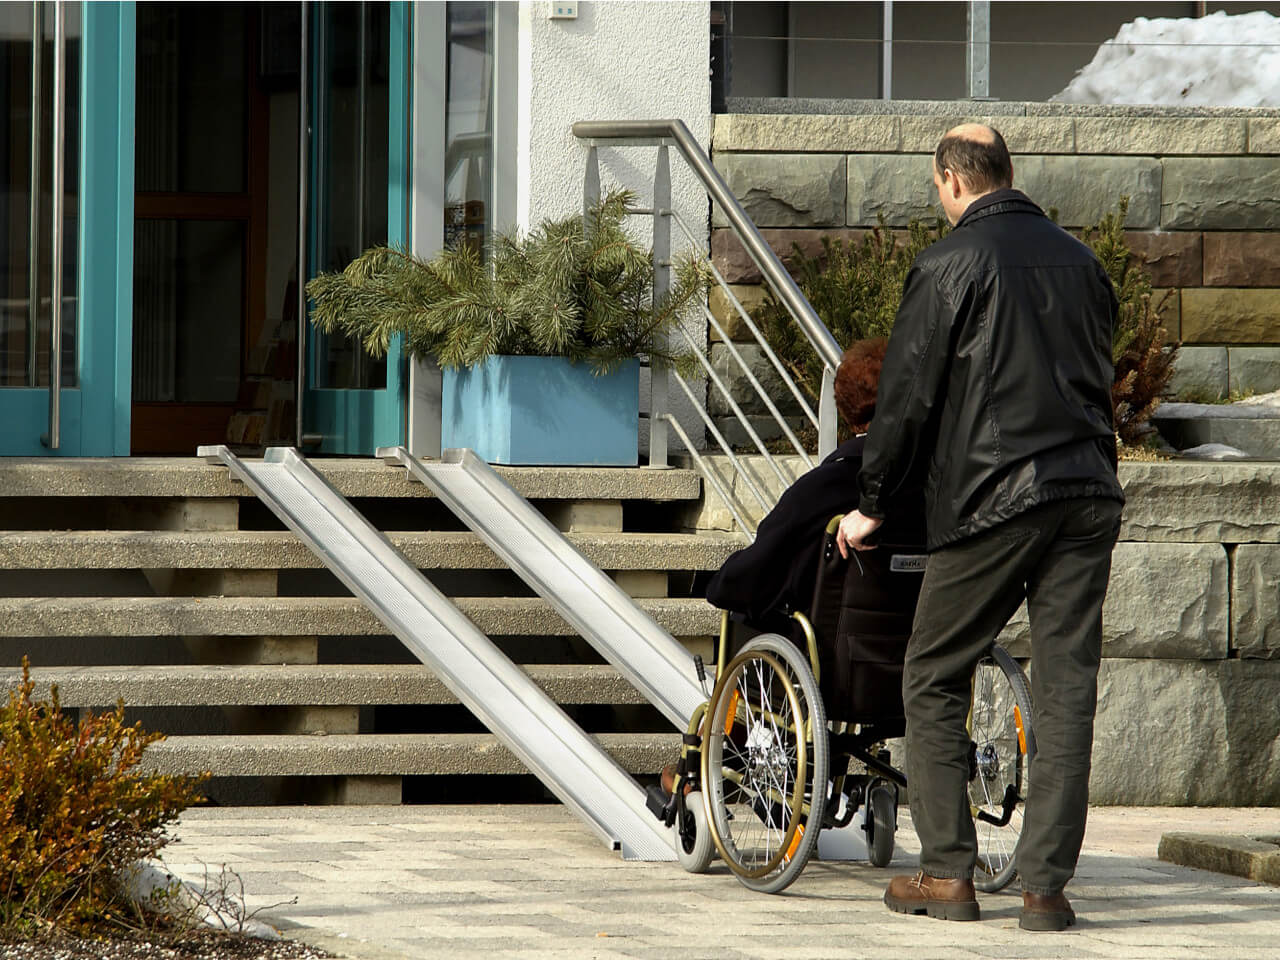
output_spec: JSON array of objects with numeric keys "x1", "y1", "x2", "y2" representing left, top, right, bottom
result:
[{"x1": 955, "y1": 188, "x2": 1044, "y2": 229}]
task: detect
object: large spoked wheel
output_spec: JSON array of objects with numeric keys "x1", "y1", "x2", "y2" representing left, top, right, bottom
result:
[
  {"x1": 674, "y1": 791, "x2": 715, "y2": 874},
  {"x1": 701, "y1": 634, "x2": 828, "y2": 895},
  {"x1": 969, "y1": 644, "x2": 1036, "y2": 893}
]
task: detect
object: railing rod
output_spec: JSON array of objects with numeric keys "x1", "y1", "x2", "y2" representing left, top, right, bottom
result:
[
  {"x1": 702, "y1": 304, "x2": 813, "y2": 468},
  {"x1": 571, "y1": 119, "x2": 842, "y2": 372},
  {"x1": 663, "y1": 414, "x2": 755, "y2": 540},
  {"x1": 670, "y1": 372, "x2": 772, "y2": 514},
  {"x1": 677, "y1": 325, "x2": 792, "y2": 490},
  {"x1": 671, "y1": 209, "x2": 823, "y2": 428}
]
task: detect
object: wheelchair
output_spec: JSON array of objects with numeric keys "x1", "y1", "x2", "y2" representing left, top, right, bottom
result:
[{"x1": 650, "y1": 516, "x2": 1036, "y2": 895}]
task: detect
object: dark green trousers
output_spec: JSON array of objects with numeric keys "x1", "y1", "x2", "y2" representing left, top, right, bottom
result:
[{"x1": 903, "y1": 496, "x2": 1123, "y2": 895}]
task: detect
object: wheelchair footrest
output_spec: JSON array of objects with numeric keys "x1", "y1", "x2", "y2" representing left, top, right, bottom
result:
[{"x1": 645, "y1": 783, "x2": 675, "y2": 825}]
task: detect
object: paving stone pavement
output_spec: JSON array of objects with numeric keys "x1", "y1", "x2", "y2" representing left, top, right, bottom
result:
[{"x1": 165, "y1": 805, "x2": 1280, "y2": 960}]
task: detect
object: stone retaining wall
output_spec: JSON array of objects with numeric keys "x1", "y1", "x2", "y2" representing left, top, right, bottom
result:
[
  {"x1": 686, "y1": 457, "x2": 1280, "y2": 805},
  {"x1": 708, "y1": 102, "x2": 1280, "y2": 434}
]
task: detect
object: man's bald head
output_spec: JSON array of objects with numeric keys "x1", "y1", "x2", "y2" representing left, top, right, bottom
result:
[{"x1": 933, "y1": 123, "x2": 1013, "y2": 195}]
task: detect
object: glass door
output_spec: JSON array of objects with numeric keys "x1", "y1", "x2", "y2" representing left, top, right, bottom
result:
[
  {"x1": 0, "y1": 1, "x2": 132, "y2": 456},
  {"x1": 302, "y1": 0, "x2": 408, "y2": 454}
]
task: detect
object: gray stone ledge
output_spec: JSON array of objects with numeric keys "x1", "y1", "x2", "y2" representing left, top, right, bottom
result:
[
  {"x1": 141, "y1": 732, "x2": 681, "y2": 777},
  {"x1": 6, "y1": 663, "x2": 649, "y2": 707},
  {"x1": 713, "y1": 113, "x2": 900, "y2": 153},
  {"x1": 1091, "y1": 658, "x2": 1280, "y2": 805},
  {"x1": 0, "y1": 595, "x2": 721, "y2": 638},
  {"x1": 724, "y1": 97, "x2": 1280, "y2": 118},
  {"x1": 1074, "y1": 117, "x2": 1247, "y2": 155},
  {"x1": 1159, "y1": 833, "x2": 1280, "y2": 884},
  {"x1": 0, "y1": 529, "x2": 744, "y2": 572},
  {"x1": 0, "y1": 458, "x2": 702, "y2": 502},
  {"x1": 1118, "y1": 461, "x2": 1280, "y2": 542},
  {"x1": 998, "y1": 542, "x2": 1228, "y2": 660}
]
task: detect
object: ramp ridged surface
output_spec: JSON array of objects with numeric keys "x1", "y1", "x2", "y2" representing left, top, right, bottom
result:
[
  {"x1": 387, "y1": 448, "x2": 706, "y2": 729},
  {"x1": 198, "y1": 446, "x2": 674, "y2": 861}
]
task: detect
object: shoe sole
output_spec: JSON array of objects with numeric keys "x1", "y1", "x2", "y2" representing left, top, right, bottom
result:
[
  {"x1": 1019, "y1": 909, "x2": 1076, "y2": 932},
  {"x1": 884, "y1": 891, "x2": 981, "y2": 922}
]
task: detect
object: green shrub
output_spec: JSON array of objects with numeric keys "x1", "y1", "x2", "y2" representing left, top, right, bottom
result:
[
  {"x1": 307, "y1": 190, "x2": 709, "y2": 376},
  {"x1": 752, "y1": 202, "x2": 1176, "y2": 446},
  {"x1": 0, "y1": 659, "x2": 203, "y2": 935}
]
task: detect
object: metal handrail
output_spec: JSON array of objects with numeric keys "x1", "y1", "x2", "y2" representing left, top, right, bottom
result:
[
  {"x1": 573, "y1": 118, "x2": 843, "y2": 535},
  {"x1": 572, "y1": 119, "x2": 842, "y2": 372}
]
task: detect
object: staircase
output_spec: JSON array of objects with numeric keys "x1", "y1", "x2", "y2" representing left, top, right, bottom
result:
[{"x1": 0, "y1": 457, "x2": 741, "y2": 805}]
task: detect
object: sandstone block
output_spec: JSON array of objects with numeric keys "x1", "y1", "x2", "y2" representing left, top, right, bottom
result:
[
  {"x1": 1181, "y1": 288, "x2": 1280, "y2": 344},
  {"x1": 1162, "y1": 158, "x2": 1280, "y2": 229},
  {"x1": 1248, "y1": 117, "x2": 1280, "y2": 154},
  {"x1": 711, "y1": 228, "x2": 867, "y2": 284},
  {"x1": 1017, "y1": 156, "x2": 1162, "y2": 228},
  {"x1": 713, "y1": 113, "x2": 900, "y2": 153},
  {"x1": 1118, "y1": 461, "x2": 1280, "y2": 542},
  {"x1": 898, "y1": 116, "x2": 1074, "y2": 154},
  {"x1": 1126, "y1": 231, "x2": 1202, "y2": 287},
  {"x1": 1159, "y1": 833, "x2": 1280, "y2": 883},
  {"x1": 709, "y1": 284, "x2": 771, "y2": 342},
  {"x1": 709, "y1": 342, "x2": 804, "y2": 418},
  {"x1": 1168, "y1": 346, "x2": 1227, "y2": 402},
  {"x1": 1203, "y1": 232, "x2": 1280, "y2": 287},
  {"x1": 1075, "y1": 117, "x2": 1246, "y2": 155},
  {"x1": 1228, "y1": 347, "x2": 1280, "y2": 396},
  {"x1": 1230, "y1": 544, "x2": 1280, "y2": 659},
  {"x1": 542, "y1": 501, "x2": 623, "y2": 533},
  {"x1": 846, "y1": 155, "x2": 940, "y2": 227},
  {"x1": 1153, "y1": 288, "x2": 1181, "y2": 342},
  {"x1": 1090, "y1": 659, "x2": 1280, "y2": 805},
  {"x1": 713, "y1": 154, "x2": 847, "y2": 228},
  {"x1": 997, "y1": 542, "x2": 1228, "y2": 659}
]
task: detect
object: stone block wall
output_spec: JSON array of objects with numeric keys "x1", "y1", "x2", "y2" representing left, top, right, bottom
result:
[
  {"x1": 688, "y1": 457, "x2": 1280, "y2": 806},
  {"x1": 708, "y1": 103, "x2": 1280, "y2": 433}
]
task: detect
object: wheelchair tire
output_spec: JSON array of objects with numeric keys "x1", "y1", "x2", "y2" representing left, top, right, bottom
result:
[
  {"x1": 675, "y1": 791, "x2": 714, "y2": 874},
  {"x1": 866, "y1": 780, "x2": 896, "y2": 868},
  {"x1": 970, "y1": 644, "x2": 1036, "y2": 894},
  {"x1": 702, "y1": 633, "x2": 828, "y2": 895}
]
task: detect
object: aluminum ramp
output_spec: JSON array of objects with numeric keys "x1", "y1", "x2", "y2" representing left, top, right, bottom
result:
[
  {"x1": 378, "y1": 447, "x2": 706, "y2": 729},
  {"x1": 197, "y1": 445, "x2": 675, "y2": 862}
]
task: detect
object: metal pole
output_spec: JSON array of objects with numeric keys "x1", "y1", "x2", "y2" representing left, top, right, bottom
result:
[
  {"x1": 42, "y1": 0, "x2": 64, "y2": 449},
  {"x1": 296, "y1": 1, "x2": 310, "y2": 447},
  {"x1": 967, "y1": 1, "x2": 991, "y2": 100},
  {"x1": 647, "y1": 145, "x2": 671, "y2": 469},
  {"x1": 881, "y1": 0, "x2": 893, "y2": 101},
  {"x1": 27, "y1": 1, "x2": 42, "y2": 387}
]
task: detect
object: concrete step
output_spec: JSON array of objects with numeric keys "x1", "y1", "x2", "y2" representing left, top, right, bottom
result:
[
  {"x1": 11, "y1": 663, "x2": 652, "y2": 707},
  {"x1": 0, "y1": 595, "x2": 721, "y2": 638},
  {"x1": 0, "y1": 529, "x2": 743, "y2": 571},
  {"x1": 141, "y1": 732, "x2": 681, "y2": 777},
  {"x1": 0, "y1": 458, "x2": 701, "y2": 501}
]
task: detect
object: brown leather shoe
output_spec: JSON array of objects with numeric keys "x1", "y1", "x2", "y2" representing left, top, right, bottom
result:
[
  {"x1": 1020, "y1": 891, "x2": 1076, "y2": 931},
  {"x1": 884, "y1": 871, "x2": 980, "y2": 921}
]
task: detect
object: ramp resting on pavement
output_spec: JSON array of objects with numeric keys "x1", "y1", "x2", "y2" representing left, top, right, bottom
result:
[{"x1": 197, "y1": 445, "x2": 675, "y2": 862}]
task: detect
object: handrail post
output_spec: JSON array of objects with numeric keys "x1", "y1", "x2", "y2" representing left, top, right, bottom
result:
[
  {"x1": 646, "y1": 145, "x2": 671, "y2": 469},
  {"x1": 818, "y1": 366, "x2": 837, "y2": 460}
]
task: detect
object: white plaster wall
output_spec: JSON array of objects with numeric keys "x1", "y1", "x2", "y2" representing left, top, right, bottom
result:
[{"x1": 517, "y1": 0, "x2": 712, "y2": 452}]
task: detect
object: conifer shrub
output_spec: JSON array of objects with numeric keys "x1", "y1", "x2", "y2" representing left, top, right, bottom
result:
[
  {"x1": 0, "y1": 660, "x2": 203, "y2": 936},
  {"x1": 306, "y1": 190, "x2": 710, "y2": 376},
  {"x1": 751, "y1": 201, "x2": 1176, "y2": 447}
]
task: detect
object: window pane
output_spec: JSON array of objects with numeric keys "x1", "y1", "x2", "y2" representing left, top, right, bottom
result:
[{"x1": 445, "y1": 1, "x2": 494, "y2": 253}]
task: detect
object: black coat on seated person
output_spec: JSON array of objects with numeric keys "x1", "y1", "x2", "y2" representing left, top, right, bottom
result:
[{"x1": 706, "y1": 436, "x2": 926, "y2": 631}]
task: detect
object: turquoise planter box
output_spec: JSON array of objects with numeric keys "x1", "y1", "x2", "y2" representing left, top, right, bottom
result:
[{"x1": 442, "y1": 356, "x2": 640, "y2": 465}]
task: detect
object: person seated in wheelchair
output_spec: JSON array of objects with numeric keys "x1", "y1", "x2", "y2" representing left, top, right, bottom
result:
[{"x1": 660, "y1": 339, "x2": 925, "y2": 796}]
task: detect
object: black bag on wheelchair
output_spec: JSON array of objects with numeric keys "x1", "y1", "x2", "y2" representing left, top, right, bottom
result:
[{"x1": 808, "y1": 520, "x2": 928, "y2": 724}]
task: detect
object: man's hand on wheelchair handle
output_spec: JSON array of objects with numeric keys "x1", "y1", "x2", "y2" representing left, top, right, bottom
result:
[{"x1": 837, "y1": 510, "x2": 884, "y2": 558}]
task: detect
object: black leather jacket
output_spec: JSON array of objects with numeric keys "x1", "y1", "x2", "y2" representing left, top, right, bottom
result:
[{"x1": 857, "y1": 189, "x2": 1125, "y2": 550}]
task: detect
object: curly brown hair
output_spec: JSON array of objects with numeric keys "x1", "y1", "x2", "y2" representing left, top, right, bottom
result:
[{"x1": 834, "y1": 338, "x2": 888, "y2": 433}]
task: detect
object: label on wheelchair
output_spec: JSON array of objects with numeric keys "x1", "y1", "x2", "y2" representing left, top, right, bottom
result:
[{"x1": 889, "y1": 554, "x2": 928, "y2": 573}]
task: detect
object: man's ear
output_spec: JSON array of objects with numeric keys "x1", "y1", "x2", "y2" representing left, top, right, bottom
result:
[{"x1": 944, "y1": 168, "x2": 965, "y2": 198}]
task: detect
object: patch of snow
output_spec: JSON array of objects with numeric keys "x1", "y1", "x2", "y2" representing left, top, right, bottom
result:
[
  {"x1": 119, "y1": 860, "x2": 283, "y2": 941},
  {"x1": 1177, "y1": 443, "x2": 1253, "y2": 461},
  {"x1": 1235, "y1": 388, "x2": 1280, "y2": 408},
  {"x1": 1055, "y1": 11, "x2": 1280, "y2": 107}
]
